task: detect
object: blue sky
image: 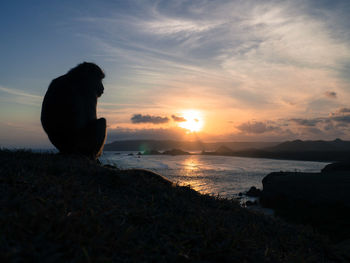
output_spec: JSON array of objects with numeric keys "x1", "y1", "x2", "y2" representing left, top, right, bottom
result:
[{"x1": 1, "y1": 0, "x2": 350, "y2": 147}]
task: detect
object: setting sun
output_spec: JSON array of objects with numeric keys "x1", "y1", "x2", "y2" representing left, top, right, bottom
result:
[{"x1": 178, "y1": 110, "x2": 204, "y2": 132}]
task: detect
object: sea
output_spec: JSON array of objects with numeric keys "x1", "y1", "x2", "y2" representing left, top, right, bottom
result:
[{"x1": 100, "y1": 151, "x2": 328, "y2": 199}]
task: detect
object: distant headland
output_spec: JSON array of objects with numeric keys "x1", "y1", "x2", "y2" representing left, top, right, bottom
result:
[{"x1": 104, "y1": 138, "x2": 350, "y2": 162}]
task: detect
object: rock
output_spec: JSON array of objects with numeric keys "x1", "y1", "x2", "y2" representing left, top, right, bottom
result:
[
  {"x1": 245, "y1": 200, "x2": 257, "y2": 206},
  {"x1": 260, "y1": 171, "x2": 350, "y2": 208},
  {"x1": 246, "y1": 186, "x2": 261, "y2": 197},
  {"x1": 260, "y1": 171, "x2": 350, "y2": 242},
  {"x1": 321, "y1": 161, "x2": 350, "y2": 173}
]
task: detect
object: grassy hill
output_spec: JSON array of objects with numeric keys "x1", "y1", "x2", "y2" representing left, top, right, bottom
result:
[{"x1": 0, "y1": 149, "x2": 341, "y2": 262}]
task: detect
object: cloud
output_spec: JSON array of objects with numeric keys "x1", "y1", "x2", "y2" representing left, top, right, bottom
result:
[
  {"x1": 131, "y1": 114, "x2": 169, "y2": 124},
  {"x1": 236, "y1": 121, "x2": 280, "y2": 134},
  {"x1": 171, "y1": 115, "x2": 186, "y2": 122},
  {"x1": 328, "y1": 108, "x2": 350, "y2": 124},
  {"x1": 331, "y1": 115, "x2": 350, "y2": 124},
  {"x1": 0, "y1": 85, "x2": 42, "y2": 107},
  {"x1": 235, "y1": 110, "x2": 350, "y2": 140},
  {"x1": 299, "y1": 126, "x2": 324, "y2": 135},
  {"x1": 0, "y1": 86, "x2": 41, "y2": 99},
  {"x1": 79, "y1": 0, "x2": 350, "y2": 117},
  {"x1": 289, "y1": 118, "x2": 323, "y2": 127},
  {"x1": 324, "y1": 91, "x2": 337, "y2": 99},
  {"x1": 285, "y1": 108, "x2": 350, "y2": 138},
  {"x1": 142, "y1": 17, "x2": 221, "y2": 35},
  {"x1": 330, "y1": 108, "x2": 350, "y2": 116}
]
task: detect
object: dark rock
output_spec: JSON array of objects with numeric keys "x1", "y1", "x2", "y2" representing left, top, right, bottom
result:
[
  {"x1": 245, "y1": 200, "x2": 257, "y2": 206},
  {"x1": 321, "y1": 161, "x2": 350, "y2": 173},
  {"x1": 128, "y1": 153, "x2": 134, "y2": 156},
  {"x1": 238, "y1": 192, "x2": 243, "y2": 196},
  {"x1": 261, "y1": 171, "x2": 350, "y2": 207},
  {"x1": 246, "y1": 186, "x2": 261, "y2": 197},
  {"x1": 260, "y1": 171, "x2": 350, "y2": 242}
]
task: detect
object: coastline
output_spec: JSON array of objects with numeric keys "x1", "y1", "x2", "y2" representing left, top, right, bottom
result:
[
  {"x1": 109, "y1": 149, "x2": 343, "y2": 163},
  {"x1": 0, "y1": 149, "x2": 342, "y2": 262},
  {"x1": 105, "y1": 138, "x2": 350, "y2": 163},
  {"x1": 101, "y1": 151, "x2": 326, "y2": 199}
]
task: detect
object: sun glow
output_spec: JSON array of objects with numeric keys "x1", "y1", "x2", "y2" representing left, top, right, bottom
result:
[{"x1": 178, "y1": 110, "x2": 204, "y2": 132}]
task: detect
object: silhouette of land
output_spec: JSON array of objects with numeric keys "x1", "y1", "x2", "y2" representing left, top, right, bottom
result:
[
  {"x1": 1, "y1": 149, "x2": 344, "y2": 262},
  {"x1": 204, "y1": 138, "x2": 350, "y2": 162},
  {"x1": 260, "y1": 167, "x2": 350, "y2": 244},
  {"x1": 105, "y1": 139, "x2": 350, "y2": 162},
  {"x1": 104, "y1": 140, "x2": 278, "y2": 152}
]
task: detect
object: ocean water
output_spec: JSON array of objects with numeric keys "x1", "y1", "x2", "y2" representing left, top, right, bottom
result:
[{"x1": 100, "y1": 151, "x2": 328, "y2": 199}]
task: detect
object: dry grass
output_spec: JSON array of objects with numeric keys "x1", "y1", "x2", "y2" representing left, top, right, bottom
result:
[{"x1": 0, "y1": 149, "x2": 338, "y2": 262}]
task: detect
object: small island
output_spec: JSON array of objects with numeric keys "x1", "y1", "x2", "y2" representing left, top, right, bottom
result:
[{"x1": 105, "y1": 139, "x2": 350, "y2": 162}]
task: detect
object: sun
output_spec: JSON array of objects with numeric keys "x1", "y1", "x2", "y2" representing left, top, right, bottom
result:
[{"x1": 178, "y1": 110, "x2": 204, "y2": 132}]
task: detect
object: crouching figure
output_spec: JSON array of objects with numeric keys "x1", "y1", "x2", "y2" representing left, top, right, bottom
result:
[{"x1": 41, "y1": 62, "x2": 107, "y2": 159}]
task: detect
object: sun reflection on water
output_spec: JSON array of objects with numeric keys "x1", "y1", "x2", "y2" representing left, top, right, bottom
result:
[
  {"x1": 102, "y1": 152, "x2": 328, "y2": 199},
  {"x1": 183, "y1": 156, "x2": 200, "y2": 171},
  {"x1": 181, "y1": 156, "x2": 213, "y2": 194}
]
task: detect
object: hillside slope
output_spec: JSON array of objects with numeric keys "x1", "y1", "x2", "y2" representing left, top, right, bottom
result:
[{"x1": 0, "y1": 150, "x2": 338, "y2": 262}]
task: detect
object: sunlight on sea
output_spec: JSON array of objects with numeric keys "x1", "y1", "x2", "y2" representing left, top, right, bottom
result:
[{"x1": 100, "y1": 152, "x2": 328, "y2": 198}]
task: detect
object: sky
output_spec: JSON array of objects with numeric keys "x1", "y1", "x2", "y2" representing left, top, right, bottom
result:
[{"x1": 1, "y1": 0, "x2": 350, "y2": 148}]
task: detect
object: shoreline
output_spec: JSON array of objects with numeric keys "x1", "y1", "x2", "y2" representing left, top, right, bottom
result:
[
  {"x1": 106, "y1": 149, "x2": 336, "y2": 163},
  {"x1": 0, "y1": 149, "x2": 343, "y2": 261},
  {"x1": 101, "y1": 152, "x2": 326, "y2": 200}
]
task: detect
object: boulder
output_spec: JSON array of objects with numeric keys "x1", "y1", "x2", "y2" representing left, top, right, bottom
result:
[
  {"x1": 261, "y1": 171, "x2": 350, "y2": 208},
  {"x1": 321, "y1": 161, "x2": 350, "y2": 173},
  {"x1": 260, "y1": 171, "x2": 350, "y2": 242},
  {"x1": 246, "y1": 186, "x2": 261, "y2": 197},
  {"x1": 245, "y1": 200, "x2": 257, "y2": 206}
]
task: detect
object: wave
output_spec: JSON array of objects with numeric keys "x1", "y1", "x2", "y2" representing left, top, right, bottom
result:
[{"x1": 101, "y1": 151, "x2": 327, "y2": 197}]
